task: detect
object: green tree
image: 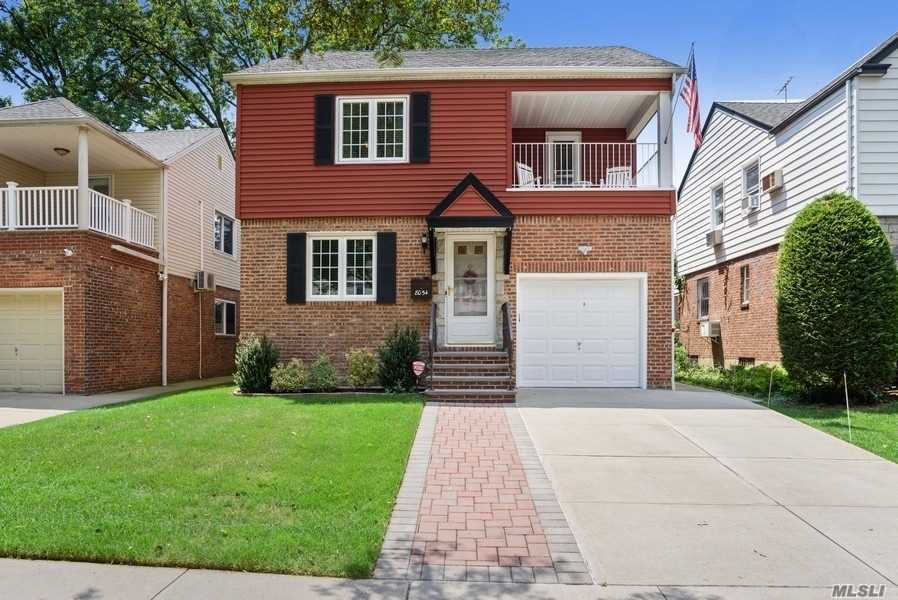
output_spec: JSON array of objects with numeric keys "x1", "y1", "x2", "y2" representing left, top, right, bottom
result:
[
  {"x1": 0, "y1": 0, "x2": 514, "y2": 153},
  {"x1": 776, "y1": 193, "x2": 898, "y2": 399}
]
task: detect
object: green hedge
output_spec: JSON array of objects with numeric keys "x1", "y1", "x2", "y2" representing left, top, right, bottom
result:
[{"x1": 776, "y1": 193, "x2": 898, "y2": 399}]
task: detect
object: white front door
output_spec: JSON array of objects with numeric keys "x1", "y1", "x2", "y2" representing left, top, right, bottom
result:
[
  {"x1": 517, "y1": 276, "x2": 644, "y2": 388},
  {"x1": 0, "y1": 290, "x2": 64, "y2": 393},
  {"x1": 446, "y1": 235, "x2": 495, "y2": 345}
]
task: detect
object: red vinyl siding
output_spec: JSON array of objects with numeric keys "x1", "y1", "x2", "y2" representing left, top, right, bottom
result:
[
  {"x1": 442, "y1": 188, "x2": 499, "y2": 216},
  {"x1": 236, "y1": 78, "x2": 673, "y2": 219}
]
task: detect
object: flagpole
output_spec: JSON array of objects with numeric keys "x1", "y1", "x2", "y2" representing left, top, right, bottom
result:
[{"x1": 664, "y1": 42, "x2": 694, "y2": 145}]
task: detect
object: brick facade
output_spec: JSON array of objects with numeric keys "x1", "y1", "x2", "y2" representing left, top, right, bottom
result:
[
  {"x1": 241, "y1": 214, "x2": 673, "y2": 388},
  {"x1": 0, "y1": 230, "x2": 237, "y2": 394},
  {"x1": 678, "y1": 245, "x2": 780, "y2": 367}
]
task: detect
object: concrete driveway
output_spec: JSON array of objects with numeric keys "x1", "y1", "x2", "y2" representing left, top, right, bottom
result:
[
  {"x1": 0, "y1": 377, "x2": 232, "y2": 428},
  {"x1": 518, "y1": 387, "x2": 898, "y2": 599}
]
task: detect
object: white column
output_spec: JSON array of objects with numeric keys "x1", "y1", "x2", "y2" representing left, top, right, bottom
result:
[
  {"x1": 657, "y1": 91, "x2": 673, "y2": 188},
  {"x1": 5, "y1": 181, "x2": 17, "y2": 230},
  {"x1": 77, "y1": 126, "x2": 89, "y2": 229},
  {"x1": 122, "y1": 198, "x2": 132, "y2": 243}
]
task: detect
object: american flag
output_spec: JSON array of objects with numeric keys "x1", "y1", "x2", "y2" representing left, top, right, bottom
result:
[{"x1": 681, "y1": 51, "x2": 702, "y2": 148}]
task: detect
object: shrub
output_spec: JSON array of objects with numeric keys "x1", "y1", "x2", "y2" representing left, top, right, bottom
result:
[
  {"x1": 234, "y1": 333, "x2": 279, "y2": 392},
  {"x1": 270, "y1": 358, "x2": 306, "y2": 393},
  {"x1": 346, "y1": 349, "x2": 378, "y2": 388},
  {"x1": 776, "y1": 193, "x2": 898, "y2": 400},
  {"x1": 675, "y1": 356, "x2": 800, "y2": 400},
  {"x1": 307, "y1": 354, "x2": 338, "y2": 392},
  {"x1": 378, "y1": 325, "x2": 421, "y2": 393}
]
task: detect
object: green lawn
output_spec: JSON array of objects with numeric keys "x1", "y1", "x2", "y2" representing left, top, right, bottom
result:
[
  {"x1": 768, "y1": 398, "x2": 898, "y2": 465},
  {"x1": 0, "y1": 385, "x2": 422, "y2": 577}
]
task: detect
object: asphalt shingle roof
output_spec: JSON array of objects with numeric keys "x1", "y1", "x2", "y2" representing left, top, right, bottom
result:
[
  {"x1": 716, "y1": 101, "x2": 807, "y2": 130},
  {"x1": 233, "y1": 46, "x2": 682, "y2": 76},
  {"x1": 122, "y1": 129, "x2": 218, "y2": 162},
  {"x1": 0, "y1": 97, "x2": 90, "y2": 122}
]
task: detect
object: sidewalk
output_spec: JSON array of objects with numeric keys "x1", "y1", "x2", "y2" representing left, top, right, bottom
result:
[{"x1": 0, "y1": 558, "x2": 663, "y2": 599}]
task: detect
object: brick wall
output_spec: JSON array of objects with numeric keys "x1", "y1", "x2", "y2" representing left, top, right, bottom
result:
[
  {"x1": 678, "y1": 245, "x2": 780, "y2": 366},
  {"x1": 508, "y1": 215, "x2": 672, "y2": 388},
  {"x1": 243, "y1": 214, "x2": 673, "y2": 388},
  {"x1": 166, "y1": 273, "x2": 239, "y2": 382},
  {"x1": 0, "y1": 230, "x2": 161, "y2": 394},
  {"x1": 0, "y1": 230, "x2": 238, "y2": 394},
  {"x1": 240, "y1": 217, "x2": 432, "y2": 372}
]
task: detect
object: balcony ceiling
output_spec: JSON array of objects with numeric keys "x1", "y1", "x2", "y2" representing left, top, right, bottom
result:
[
  {"x1": 511, "y1": 91, "x2": 658, "y2": 129},
  {"x1": 0, "y1": 124, "x2": 159, "y2": 173}
]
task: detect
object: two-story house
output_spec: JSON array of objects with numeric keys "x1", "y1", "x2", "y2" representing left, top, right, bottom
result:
[
  {"x1": 227, "y1": 47, "x2": 682, "y2": 399},
  {"x1": 0, "y1": 98, "x2": 240, "y2": 394},
  {"x1": 676, "y1": 32, "x2": 898, "y2": 367}
]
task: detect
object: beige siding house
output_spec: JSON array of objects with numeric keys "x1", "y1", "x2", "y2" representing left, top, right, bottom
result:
[{"x1": 0, "y1": 98, "x2": 239, "y2": 394}]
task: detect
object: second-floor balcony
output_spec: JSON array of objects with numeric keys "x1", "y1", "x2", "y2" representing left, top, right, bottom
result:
[
  {"x1": 0, "y1": 184, "x2": 157, "y2": 249},
  {"x1": 511, "y1": 142, "x2": 659, "y2": 189}
]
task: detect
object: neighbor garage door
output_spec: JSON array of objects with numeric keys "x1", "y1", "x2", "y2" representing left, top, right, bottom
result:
[
  {"x1": 0, "y1": 290, "x2": 64, "y2": 393},
  {"x1": 517, "y1": 276, "x2": 643, "y2": 388}
]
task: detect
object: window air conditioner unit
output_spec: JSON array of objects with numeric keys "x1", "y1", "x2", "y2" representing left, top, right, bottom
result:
[
  {"x1": 194, "y1": 270, "x2": 216, "y2": 292},
  {"x1": 745, "y1": 193, "x2": 761, "y2": 212},
  {"x1": 699, "y1": 320, "x2": 721, "y2": 338},
  {"x1": 706, "y1": 229, "x2": 723, "y2": 246},
  {"x1": 762, "y1": 169, "x2": 783, "y2": 193}
]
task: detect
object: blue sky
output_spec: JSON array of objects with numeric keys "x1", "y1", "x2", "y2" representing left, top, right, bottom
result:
[{"x1": 1, "y1": 1, "x2": 895, "y2": 183}]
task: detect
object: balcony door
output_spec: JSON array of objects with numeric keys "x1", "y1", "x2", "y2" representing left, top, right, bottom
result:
[
  {"x1": 446, "y1": 234, "x2": 495, "y2": 345},
  {"x1": 546, "y1": 131, "x2": 581, "y2": 186}
]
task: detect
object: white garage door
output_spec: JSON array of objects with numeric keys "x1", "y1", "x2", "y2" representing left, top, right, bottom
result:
[
  {"x1": 0, "y1": 290, "x2": 64, "y2": 393},
  {"x1": 517, "y1": 276, "x2": 644, "y2": 388}
]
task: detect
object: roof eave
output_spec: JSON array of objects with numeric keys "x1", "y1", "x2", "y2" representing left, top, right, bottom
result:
[{"x1": 225, "y1": 65, "x2": 685, "y2": 85}]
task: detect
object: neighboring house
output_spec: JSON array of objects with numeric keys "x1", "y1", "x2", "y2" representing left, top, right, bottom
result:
[
  {"x1": 0, "y1": 98, "x2": 239, "y2": 394},
  {"x1": 227, "y1": 47, "x2": 682, "y2": 399},
  {"x1": 676, "y1": 32, "x2": 898, "y2": 367}
]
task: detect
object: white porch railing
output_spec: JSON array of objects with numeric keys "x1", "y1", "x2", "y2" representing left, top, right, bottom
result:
[
  {"x1": 511, "y1": 142, "x2": 659, "y2": 189},
  {"x1": 1, "y1": 184, "x2": 156, "y2": 249}
]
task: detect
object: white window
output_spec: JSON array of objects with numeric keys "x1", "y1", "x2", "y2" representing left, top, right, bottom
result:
[
  {"x1": 337, "y1": 96, "x2": 408, "y2": 163},
  {"x1": 710, "y1": 184, "x2": 725, "y2": 228},
  {"x1": 308, "y1": 234, "x2": 376, "y2": 300},
  {"x1": 214, "y1": 299, "x2": 237, "y2": 336},
  {"x1": 214, "y1": 212, "x2": 234, "y2": 256},
  {"x1": 740, "y1": 265, "x2": 750, "y2": 307},
  {"x1": 697, "y1": 277, "x2": 710, "y2": 320},
  {"x1": 743, "y1": 160, "x2": 760, "y2": 210},
  {"x1": 88, "y1": 175, "x2": 112, "y2": 196}
]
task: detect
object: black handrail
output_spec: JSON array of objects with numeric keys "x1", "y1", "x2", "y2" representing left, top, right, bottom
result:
[{"x1": 428, "y1": 301, "x2": 437, "y2": 389}]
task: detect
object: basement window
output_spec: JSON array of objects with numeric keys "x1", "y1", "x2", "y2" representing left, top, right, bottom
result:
[
  {"x1": 738, "y1": 357, "x2": 756, "y2": 367},
  {"x1": 214, "y1": 299, "x2": 237, "y2": 336}
]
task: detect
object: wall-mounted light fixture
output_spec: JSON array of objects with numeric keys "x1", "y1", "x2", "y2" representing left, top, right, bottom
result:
[
  {"x1": 53, "y1": 147, "x2": 71, "y2": 157},
  {"x1": 420, "y1": 231, "x2": 429, "y2": 254},
  {"x1": 577, "y1": 243, "x2": 593, "y2": 256},
  {"x1": 63, "y1": 246, "x2": 75, "y2": 257}
]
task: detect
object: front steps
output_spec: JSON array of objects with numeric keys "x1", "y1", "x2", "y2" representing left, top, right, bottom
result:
[{"x1": 425, "y1": 348, "x2": 516, "y2": 402}]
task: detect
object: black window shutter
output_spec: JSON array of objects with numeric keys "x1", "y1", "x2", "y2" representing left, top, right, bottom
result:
[
  {"x1": 286, "y1": 232, "x2": 306, "y2": 304},
  {"x1": 314, "y1": 95, "x2": 335, "y2": 165},
  {"x1": 376, "y1": 232, "x2": 397, "y2": 304},
  {"x1": 503, "y1": 228, "x2": 512, "y2": 275},
  {"x1": 410, "y1": 92, "x2": 430, "y2": 163}
]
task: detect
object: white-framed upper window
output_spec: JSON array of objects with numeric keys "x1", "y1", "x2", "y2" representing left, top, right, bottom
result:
[
  {"x1": 214, "y1": 212, "x2": 234, "y2": 256},
  {"x1": 743, "y1": 159, "x2": 761, "y2": 210},
  {"x1": 336, "y1": 96, "x2": 409, "y2": 163},
  {"x1": 308, "y1": 234, "x2": 376, "y2": 300},
  {"x1": 89, "y1": 175, "x2": 112, "y2": 197},
  {"x1": 697, "y1": 277, "x2": 710, "y2": 320},
  {"x1": 214, "y1": 298, "x2": 237, "y2": 336},
  {"x1": 740, "y1": 264, "x2": 750, "y2": 307},
  {"x1": 710, "y1": 183, "x2": 725, "y2": 229}
]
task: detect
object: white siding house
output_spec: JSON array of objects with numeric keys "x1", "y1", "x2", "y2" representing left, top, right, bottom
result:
[{"x1": 857, "y1": 46, "x2": 898, "y2": 214}]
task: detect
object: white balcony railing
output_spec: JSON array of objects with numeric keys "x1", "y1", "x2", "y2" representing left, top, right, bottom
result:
[
  {"x1": 511, "y1": 142, "x2": 659, "y2": 189},
  {"x1": 1, "y1": 185, "x2": 156, "y2": 249}
]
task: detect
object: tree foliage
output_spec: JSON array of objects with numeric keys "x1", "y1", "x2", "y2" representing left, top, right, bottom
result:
[
  {"x1": 776, "y1": 193, "x2": 898, "y2": 399},
  {"x1": 0, "y1": 0, "x2": 514, "y2": 153}
]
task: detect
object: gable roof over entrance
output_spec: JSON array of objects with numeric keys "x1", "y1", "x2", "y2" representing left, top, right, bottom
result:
[{"x1": 427, "y1": 173, "x2": 513, "y2": 228}]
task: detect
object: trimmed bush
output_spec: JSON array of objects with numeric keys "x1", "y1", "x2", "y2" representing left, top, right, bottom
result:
[
  {"x1": 307, "y1": 354, "x2": 338, "y2": 392},
  {"x1": 346, "y1": 349, "x2": 379, "y2": 388},
  {"x1": 776, "y1": 193, "x2": 898, "y2": 399},
  {"x1": 270, "y1": 358, "x2": 306, "y2": 393},
  {"x1": 378, "y1": 325, "x2": 420, "y2": 393},
  {"x1": 234, "y1": 333, "x2": 279, "y2": 393}
]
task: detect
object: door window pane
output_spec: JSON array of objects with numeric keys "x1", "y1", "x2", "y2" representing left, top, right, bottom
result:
[{"x1": 453, "y1": 242, "x2": 487, "y2": 317}]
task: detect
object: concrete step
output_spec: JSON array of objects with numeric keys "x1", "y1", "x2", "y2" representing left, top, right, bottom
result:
[
  {"x1": 430, "y1": 375, "x2": 513, "y2": 390},
  {"x1": 424, "y1": 388, "x2": 517, "y2": 403}
]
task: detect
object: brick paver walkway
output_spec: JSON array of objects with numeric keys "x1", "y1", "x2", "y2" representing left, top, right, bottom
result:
[{"x1": 375, "y1": 403, "x2": 591, "y2": 584}]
